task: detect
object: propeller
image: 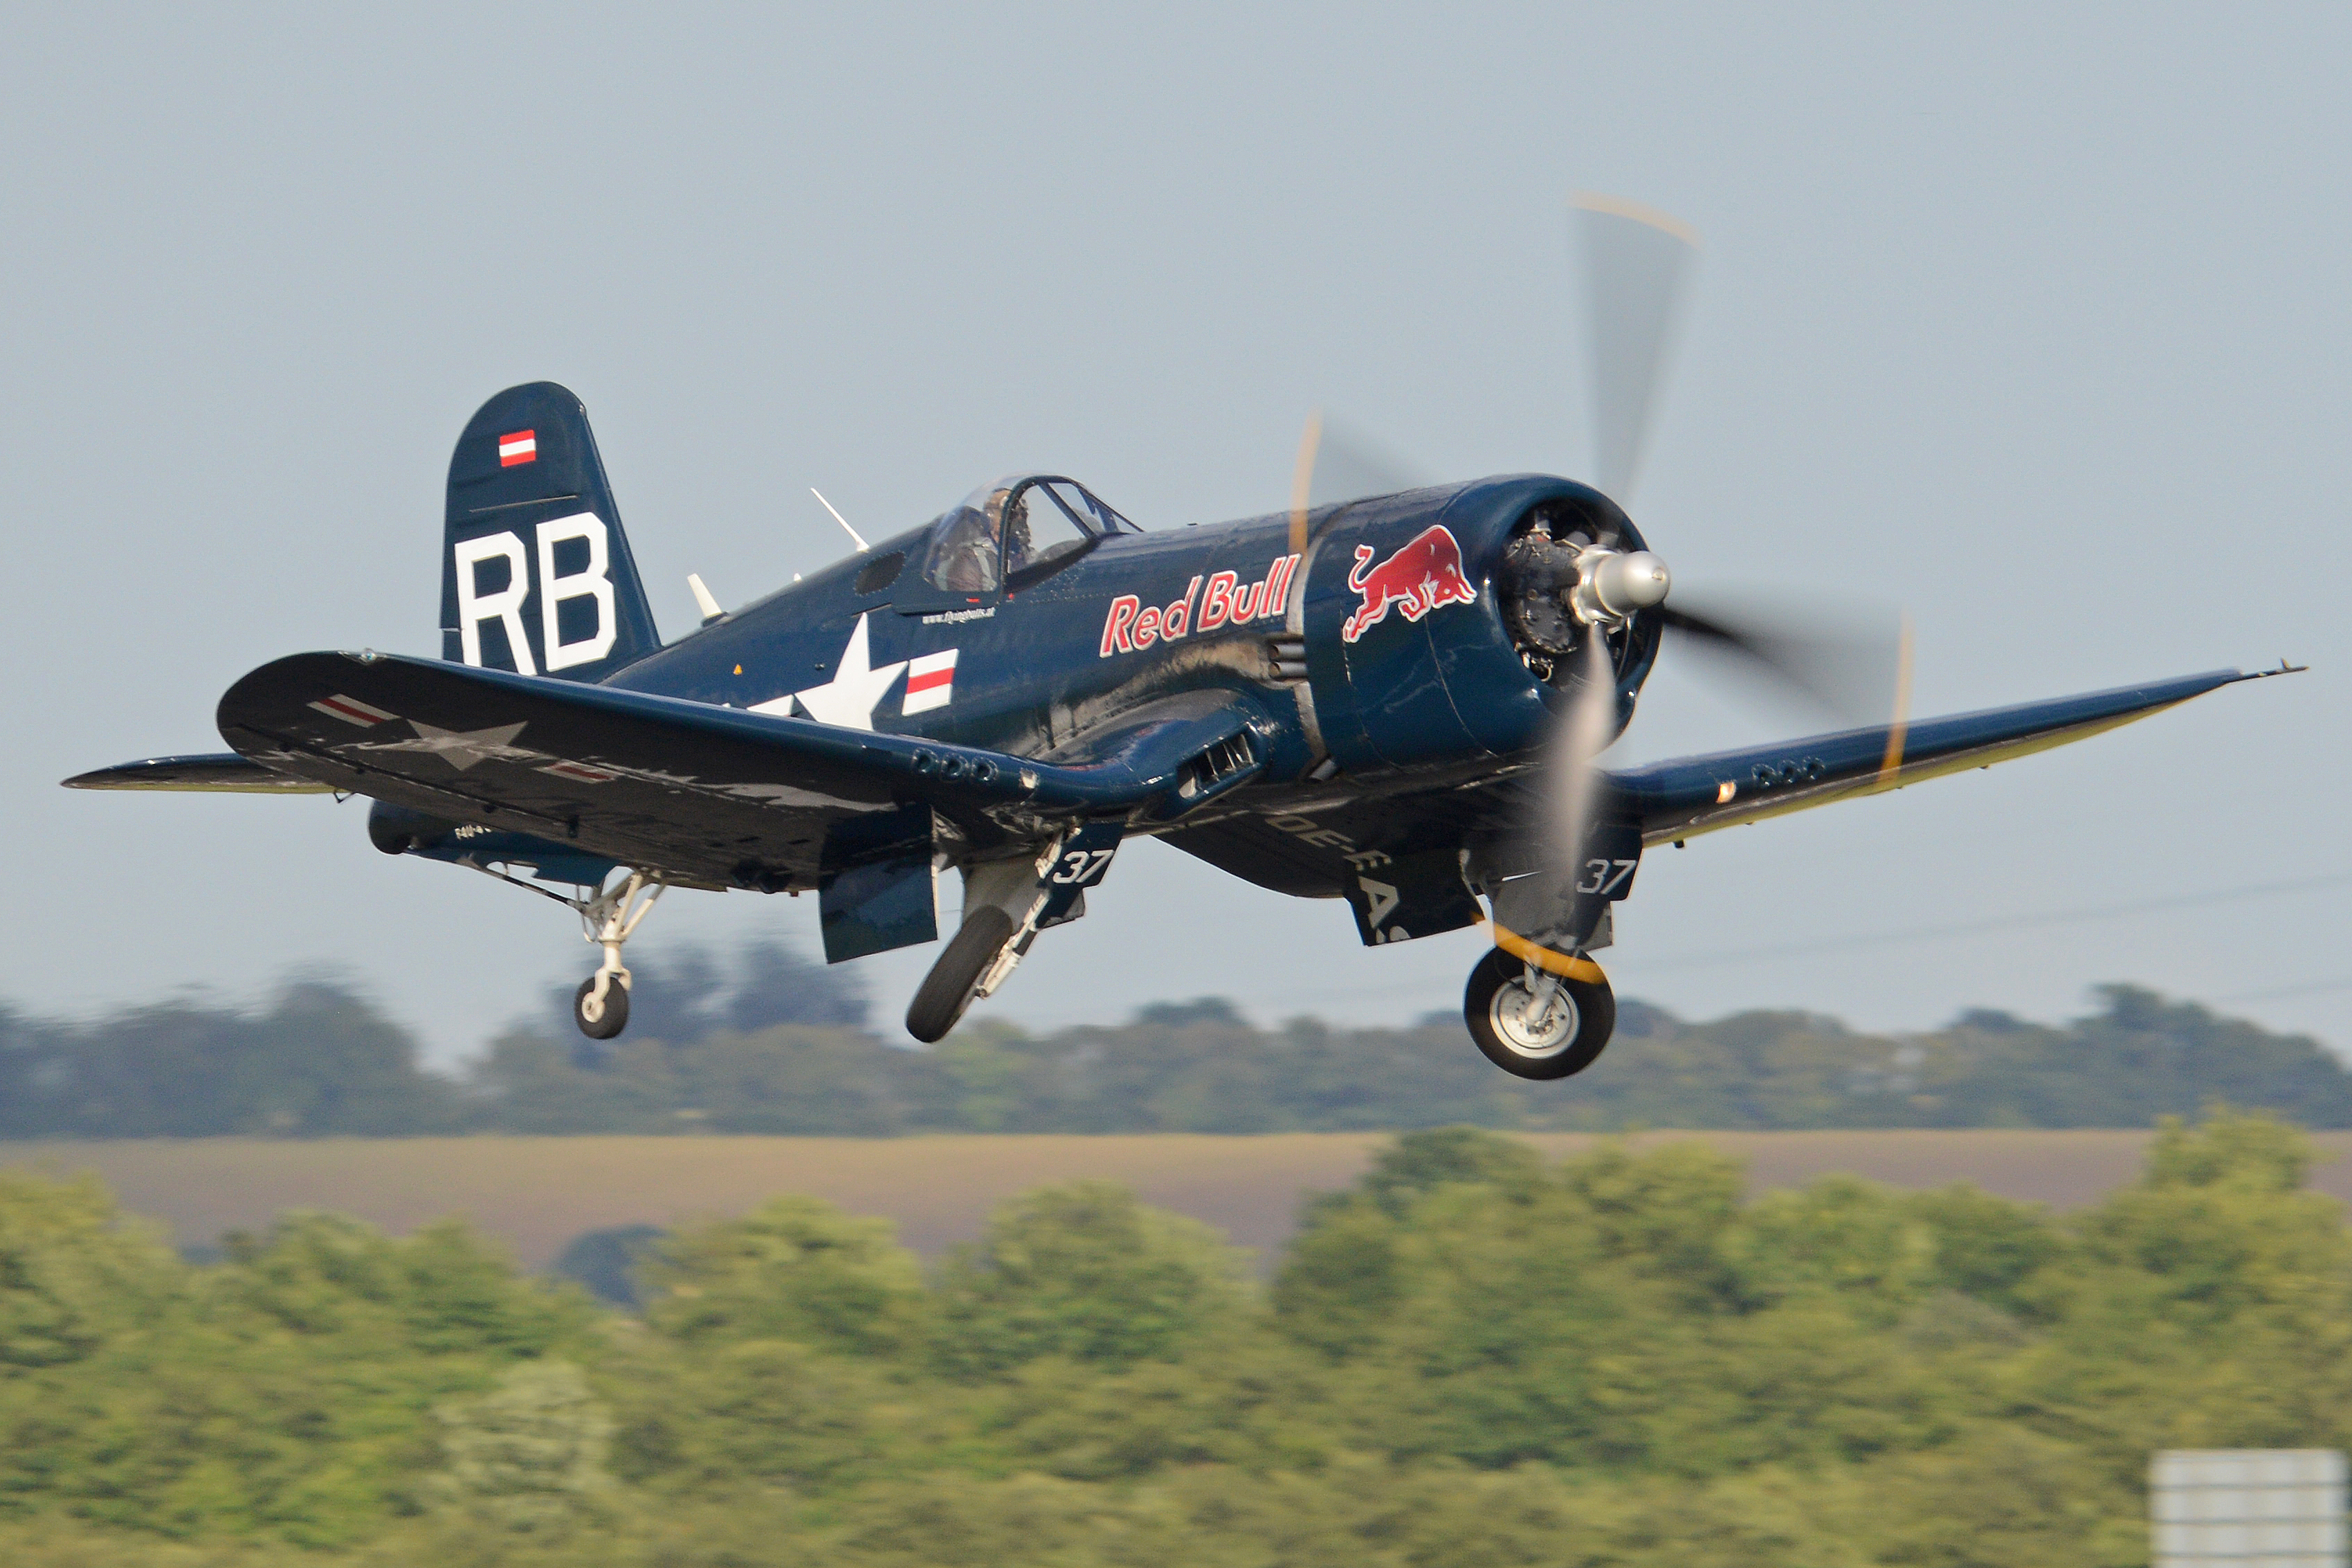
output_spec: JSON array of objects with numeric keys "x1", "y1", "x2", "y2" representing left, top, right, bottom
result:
[
  {"x1": 1564, "y1": 190, "x2": 1907, "y2": 727},
  {"x1": 1284, "y1": 192, "x2": 1911, "y2": 960},
  {"x1": 1516, "y1": 194, "x2": 1906, "y2": 954},
  {"x1": 1532, "y1": 619, "x2": 1623, "y2": 940}
]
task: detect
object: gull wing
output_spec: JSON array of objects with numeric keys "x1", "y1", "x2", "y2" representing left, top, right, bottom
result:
[
  {"x1": 1612, "y1": 665, "x2": 2294, "y2": 844},
  {"x1": 205, "y1": 650, "x2": 1263, "y2": 889},
  {"x1": 1164, "y1": 665, "x2": 2292, "y2": 912}
]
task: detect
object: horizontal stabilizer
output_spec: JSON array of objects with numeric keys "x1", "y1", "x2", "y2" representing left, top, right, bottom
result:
[{"x1": 62, "y1": 754, "x2": 335, "y2": 794}]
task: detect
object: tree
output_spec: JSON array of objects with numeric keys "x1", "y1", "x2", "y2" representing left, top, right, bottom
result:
[
  {"x1": 932, "y1": 1182, "x2": 1251, "y2": 1377},
  {"x1": 643, "y1": 1196, "x2": 927, "y2": 1358},
  {"x1": 429, "y1": 1360, "x2": 613, "y2": 1533}
]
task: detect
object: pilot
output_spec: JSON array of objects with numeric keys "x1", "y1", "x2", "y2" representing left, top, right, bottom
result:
[
  {"x1": 938, "y1": 487, "x2": 1037, "y2": 594},
  {"x1": 1001, "y1": 491, "x2": 1034, "y2": 576}
]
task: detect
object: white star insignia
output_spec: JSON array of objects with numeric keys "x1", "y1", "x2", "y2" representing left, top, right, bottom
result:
[
  {"x1": 391, "y1": 720, "x2": 531, "y2": 772},
  {"x1": 753, "y1": 614, "x2": 906, "y2": 731}
]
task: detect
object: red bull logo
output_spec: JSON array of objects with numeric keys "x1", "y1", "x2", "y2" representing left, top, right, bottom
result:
[{"x1": 1340, "y1": 525, "x2": 1479, "y2": 644}]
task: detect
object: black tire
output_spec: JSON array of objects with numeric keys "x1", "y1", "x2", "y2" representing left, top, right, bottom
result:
[
  {"x1": 1462, "y1": 948, "x2": 1613, "y2": 1079},
  {"x1": 905, "y1": 906, "x2": 1016, "y2": 1043},
  {"x1": 574, "y1": 976, "x2": 630, "y2": 1041}
]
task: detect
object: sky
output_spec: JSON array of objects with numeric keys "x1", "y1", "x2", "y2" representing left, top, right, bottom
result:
[{"x1": 3, "y1": 4, "x2": 2346, "y2": 1065}]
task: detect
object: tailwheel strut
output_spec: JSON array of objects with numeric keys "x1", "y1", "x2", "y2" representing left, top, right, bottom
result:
[{"x1": 569, "y1": 869, "x2": 664, "y2": 1040}]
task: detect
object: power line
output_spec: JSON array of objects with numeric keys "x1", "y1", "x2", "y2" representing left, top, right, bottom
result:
[
  {"x1": 1279, "y1": 870, "x2": 2352, "y2": 1006},
  {"x1": 2212, "y1": 978, "x2": 2352, "y2": 1005},
  {"x1": 1279, "y1": 865, "x2": 2352, "y2": 1010},
  {"x1": 1623, "y1": 870, "x2": 2352, "y2": 973}
]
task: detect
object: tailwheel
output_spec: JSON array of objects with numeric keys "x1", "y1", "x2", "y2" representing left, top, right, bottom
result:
[
  {"x1": 1463, "y1": 947, "x2": 1614, "y2": 1079},
  {"x1": 573, "y1": 974, "x2": 630, "y2": 1041}
]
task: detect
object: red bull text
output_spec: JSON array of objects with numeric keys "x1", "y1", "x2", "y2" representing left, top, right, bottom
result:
[{"x1": 1100, "y1": 554, "x2": 1299, "y2": 657}]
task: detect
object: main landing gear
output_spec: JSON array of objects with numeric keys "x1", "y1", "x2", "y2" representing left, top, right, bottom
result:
[
  {"x1": 906, "y1": 829, "x2": 1116, "y2": 1043},
  {"x1": 1463, "y1": 946, "x2": 1615, "y2": 1079},
  {"x1": 905, "y1": 853, "x2": 1059, "y2": 1044}
]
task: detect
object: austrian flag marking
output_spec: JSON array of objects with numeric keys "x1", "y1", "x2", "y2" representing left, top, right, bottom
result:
[
  {"x1": 902, "y1": 648, "x2": 958, "y2": 715},
  {"x1": 308, "y1": 693, "x2": 399, "y2": 727},
  {"x1": 498, "y1": 430, "x2": 538, "y2": 467}
]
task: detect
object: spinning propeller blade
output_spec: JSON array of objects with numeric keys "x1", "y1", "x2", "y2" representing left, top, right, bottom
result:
[
  {"x1": 1542, "y1": 626, "x2": 1620, "y2": 888},
  {"x1": 1291, "y1": 410, "x2": 1425, "y2": 513},
  {"x1": 1573, "y1": 192, "x2": 1699, "y2": 502},
  {"x1": 1658, "y1": 596, "x2": 1911, "y2": 728}
]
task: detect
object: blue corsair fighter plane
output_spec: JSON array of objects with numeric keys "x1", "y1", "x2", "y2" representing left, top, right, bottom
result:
[{"x1": 64, "y1": 201, "x2": 2302, "y2": 1077}]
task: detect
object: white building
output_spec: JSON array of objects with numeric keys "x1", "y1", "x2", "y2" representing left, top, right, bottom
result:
[{"x1": 2152, "y1": 1450, "x2": 2347, "y2": 1567}]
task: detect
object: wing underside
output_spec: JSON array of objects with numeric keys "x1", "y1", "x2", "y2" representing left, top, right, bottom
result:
[
  {"x1": 198, "y1": 651, "x2": 1263, "y2": 891},
  {"x1": 73, "y1": 655, "x2": 2283, "y2": 913}
]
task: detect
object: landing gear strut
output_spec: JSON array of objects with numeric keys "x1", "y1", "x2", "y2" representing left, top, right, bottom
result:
[{"x1": 1463, "y1": 947, "x2": 1614, "y2": 1079}]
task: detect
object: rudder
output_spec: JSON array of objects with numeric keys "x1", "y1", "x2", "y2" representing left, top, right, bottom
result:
[{"x1": 441, "y1": 383, "x2": 660, "y2": 681}]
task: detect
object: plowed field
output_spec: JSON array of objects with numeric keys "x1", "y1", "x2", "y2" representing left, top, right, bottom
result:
[{"x1": 8, "y1": 1130, "x2": 2346, "y2": 1269}]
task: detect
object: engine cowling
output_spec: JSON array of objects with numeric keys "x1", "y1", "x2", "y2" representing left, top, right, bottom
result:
[{"x1": 1297, "y1": 475, "x2": 1662, "y2": 773}]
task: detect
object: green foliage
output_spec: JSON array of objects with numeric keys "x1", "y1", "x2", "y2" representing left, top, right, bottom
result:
[
  {"x1": 1356, "y1": 1124, "x2": 1546, "y2": 1214},
  {"x1": 428, "y1": 1360, "x2": 612, "y2": 1533},
  {"x1": 0, "y1": 1180, "x2": 592, "y2": 1549},
  {"x1": 0, "y1": 983, "x2": 462, "y2": 1138},
  {"x1": 644, "y1": 1196, "x2": 927, "y2": 1356},
  {"x1": 932, "y1": 1181, "x2": 1250, "y2": 1377},
  {"x1": 0, "y1": 1170, "x2": 179, "y2": 1367},
  {"x1": 7, "y1": 1111, "x2": 2352, "y2": 1562},
  {"x1": 464, "y1": 1023, "x2": 909, "y2": 1136}
]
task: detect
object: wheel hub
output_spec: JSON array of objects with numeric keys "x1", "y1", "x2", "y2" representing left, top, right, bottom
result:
[{"x1": 1489, "y1": 974, "x2": 1582, "y2": 1059}]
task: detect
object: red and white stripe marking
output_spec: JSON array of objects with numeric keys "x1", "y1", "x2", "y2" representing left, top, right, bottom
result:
[
  {"x1": 902, "y1": 648, "x2": 958, "y2": 715},
  {"x1": 540, "y1": 759, "x2": 615, "y2": 784},
  {"x1": 498, "y1": 429, "x2": 537, "y2": 467},
  {"x1": 308, "y1": 693, "x2": 399, "y2": 727}
]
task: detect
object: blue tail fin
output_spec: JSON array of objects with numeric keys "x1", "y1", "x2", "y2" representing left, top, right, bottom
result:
[{"x1": 440, "y1": 383, "x2": 661, "y2": 681}]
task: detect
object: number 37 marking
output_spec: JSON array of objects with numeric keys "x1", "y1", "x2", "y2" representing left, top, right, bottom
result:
[
  {"x1": 1577, "y1": 858, "x2": 1639, "y2": 897},
  {"x1": 1050, "y1": 849, "x2": 1117, "y2": 886}
]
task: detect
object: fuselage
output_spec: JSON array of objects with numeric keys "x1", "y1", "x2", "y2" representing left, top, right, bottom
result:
[{"x1": 611, "y1": 473, "x2": 1659, "y2": 817}]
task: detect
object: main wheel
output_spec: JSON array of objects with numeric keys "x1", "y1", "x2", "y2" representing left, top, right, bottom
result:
[
  {"x1": 1462, "y1": 948, "x2": 1614, "y2": 1079},
  {"x1": 574, "y1": 976, "x2": 630, "y2": 1041},
  {"x1": 906, "y1": 905, "x2": 1016, "y2": 1043}
]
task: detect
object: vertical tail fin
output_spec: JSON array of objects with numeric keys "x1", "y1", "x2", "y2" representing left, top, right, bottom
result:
[{"x1": 440, "y1": 383, "x2": 661, "y2": 681}]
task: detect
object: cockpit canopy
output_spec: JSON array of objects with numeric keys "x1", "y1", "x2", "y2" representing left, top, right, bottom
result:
[{"x1": 920, "y1": 475, "x2": 1140, "y2": 599}]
